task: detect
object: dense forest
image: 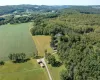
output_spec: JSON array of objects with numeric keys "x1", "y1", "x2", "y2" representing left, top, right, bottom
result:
[{"x1": 31, "y1": 7, "x2": 100, "y2": 80}]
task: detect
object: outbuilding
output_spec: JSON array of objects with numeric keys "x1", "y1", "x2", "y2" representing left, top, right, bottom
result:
[
  {"x1": 37, "y1": 59, "x2": 42, "y2": 64},
  {"x1": 40, "y1": 63, "x2": 45, "y2": 68}
]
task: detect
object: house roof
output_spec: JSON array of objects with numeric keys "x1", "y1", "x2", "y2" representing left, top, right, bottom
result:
[{"x1": 37, "y1": 59, "x2": 42, "y2": 63}]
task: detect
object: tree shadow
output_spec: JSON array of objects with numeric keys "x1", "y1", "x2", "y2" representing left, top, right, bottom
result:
[
  {"x1": 34, "y1": 56, "x2": 44, "y2": 59},
  {"x1": 53, "y1": 61, "x2": 62, "y2": 67},
  {"x1": 24, "y1": 58, "x2": 30, "y2": 62},
  {"x1": 13, "y1": 58, "x2": 30, "y2": 63}
]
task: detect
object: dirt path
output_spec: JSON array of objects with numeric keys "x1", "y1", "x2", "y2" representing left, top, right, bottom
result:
[{"x1": 41, "y1": 58, "x2": 53, "y2": 80}]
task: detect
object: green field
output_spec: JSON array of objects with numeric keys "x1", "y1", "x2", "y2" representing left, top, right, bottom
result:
[
  {"x1": 0, "y1": 23, "x2": 37, "y2": 61},
  {"x1": 0, "y1": 23, "x2": 49, "y2": 80},
  {"x1": 0, "y1": 59, "x2": 49, "y2": 80}
]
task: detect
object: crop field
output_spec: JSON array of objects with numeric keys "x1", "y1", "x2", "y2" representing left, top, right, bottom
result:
[
  {"x1": 0, "y1": 23, "x2": 37, "y2": 61},
  {"x1": 32, "y1": 36, "x2": 53, "y2": 56},
  {"x1": 0, "y1": 59, "x2": 49, "y2": 80}
]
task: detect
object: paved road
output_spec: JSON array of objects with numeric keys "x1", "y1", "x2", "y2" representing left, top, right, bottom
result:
[{"x1": 41, "y1": 58, "x2": 53, "y2": 80}]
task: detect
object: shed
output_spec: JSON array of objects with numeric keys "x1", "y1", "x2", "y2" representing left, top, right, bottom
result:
[
  {"x1": 40, "y1": 63, "x2": 45, "y2": 68},
  {"x1": 37, "y1": 59, "x2": 42, "y2": 64},
  {"x1": 55, "y1": 33, "x2": 62, "y2": 37}
]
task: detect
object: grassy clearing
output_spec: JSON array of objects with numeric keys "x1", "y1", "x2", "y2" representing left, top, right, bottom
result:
[
  {"x1": 32, "y1": 35, "x2": 64, "y2": 80},
  {"x1": 32, "y1": 36, "x2": 53, "y2": 56},
  {"x1": 0, "y1": 23, "x2": 37, "y2": 61},
  {"x1": 0, "y1": 59, "x2": 49, "y2": 80},
  {"x1": 47, "y1": 54, "x2": 66, "y2": 80}
]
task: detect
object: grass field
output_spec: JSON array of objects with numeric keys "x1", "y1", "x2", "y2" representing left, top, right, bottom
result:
[
  {"x1": 0, "y1": 58, "x2": 49, "y2": 80},
  {"x1": 0, "y1": 23, "x2": 37, "y2": 61},
  {"x1": 32, "y1": 36, "x2": 53, "y2": 56},
  {"x1": 47, "y1": 54, "x2": 66, "y2": 80},
  {"x1": 0, "y1": 23, "x2": 49, "y2": 80}
]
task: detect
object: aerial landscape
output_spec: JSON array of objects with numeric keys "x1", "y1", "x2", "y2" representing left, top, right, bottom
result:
[{"x1": 0, "y1": 0, "x2": 100, "y2": 80}]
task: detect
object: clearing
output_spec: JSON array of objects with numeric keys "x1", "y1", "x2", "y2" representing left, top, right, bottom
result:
[
  {"x1": 32, "y1": 35, "x2": 65, "y2": 80},
  {"x1": 32, "y1": 36, "x2": 53, "y2": 56},
  {"x1": 0, "y1": 23, "x2": 37, "y2": 61}
]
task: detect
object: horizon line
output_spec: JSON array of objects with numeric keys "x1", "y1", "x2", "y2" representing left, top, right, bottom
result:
[{"x1": 0, "y1": 4, "x2": 100, "y2": 6}]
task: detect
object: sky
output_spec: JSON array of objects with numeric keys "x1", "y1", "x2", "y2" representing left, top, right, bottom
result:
[{"x1": 0, "y1": 0, "x2": 100, "y2": 6}]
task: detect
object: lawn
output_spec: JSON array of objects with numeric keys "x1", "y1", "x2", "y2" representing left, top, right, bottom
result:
[
  {"x1": 32, "y1": 36, "x2": 53, "y2": 57},
  {"x1": 47, "y1": 54, "x2": 66, "y2": 80},
  {"x1": 0, "y1": 23, "x2": 37, "y2": 61},
  {"x1": 0, "y1": 59, "x2": 49, "y2": 80}
]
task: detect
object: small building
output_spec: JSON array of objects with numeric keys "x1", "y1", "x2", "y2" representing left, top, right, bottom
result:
[
  {"x1": 37, "y1": 59, "x2": 42, "y2": 64},
  {"x1": 40, "y1": 63, "x2": 45, "y2": 68},
  {"x1": 55, "y1": 33, "x2": 62, "y2": 37}
]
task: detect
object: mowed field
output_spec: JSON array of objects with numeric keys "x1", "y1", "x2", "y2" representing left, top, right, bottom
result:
[
  {"x1": 0, "y1": 59, "x2": 49, "y2": 80},
  {"x1": 0, "y1": 23, "x2": 37, "y2": 60},
  {"x1": 32, "y1": 36, "x2": 53, "y2": 56}
]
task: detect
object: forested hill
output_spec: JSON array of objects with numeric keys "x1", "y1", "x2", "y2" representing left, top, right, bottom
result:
[
  {"x1": 31, "y1": 8, "x2": 100, "y2": 80},
  {"x1": 0, "y1": 5, "x2": 100, "y2": 25},
  {"x1": 70, "y1": 6, "x2": 100, "y2": 14},
  {"x1": 0, "y1": 5, "x2": 100, "y2": 15},
  {"x1": 0, "y1": 5, "x2": 68, "y2": 15}
]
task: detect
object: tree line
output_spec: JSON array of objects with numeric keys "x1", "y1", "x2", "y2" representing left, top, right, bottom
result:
[
  {"x1": 8, "y1": 53, "x2": 26, "y2": 63},
  {"x1": 0, "y1": 52, "x2": 38, "y2": 66}
]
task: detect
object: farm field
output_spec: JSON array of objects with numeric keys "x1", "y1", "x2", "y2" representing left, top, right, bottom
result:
[
  {"x1": 0, "y1": 23, "x2": 37, "y2": 61},
  {"x1": 47, "y1": 54, "x2": 66, "y2": 80},
  {"x1": 32, "y1": 36, "x2": 53, "y2": 56},
  {"x1": 0, "y1": 58, "x2": 49, "y2": 80}
]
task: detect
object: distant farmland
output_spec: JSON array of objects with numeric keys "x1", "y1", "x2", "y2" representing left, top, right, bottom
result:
[{"x1": 0, "y1": 23, "x2": 37, "y2": 61}]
